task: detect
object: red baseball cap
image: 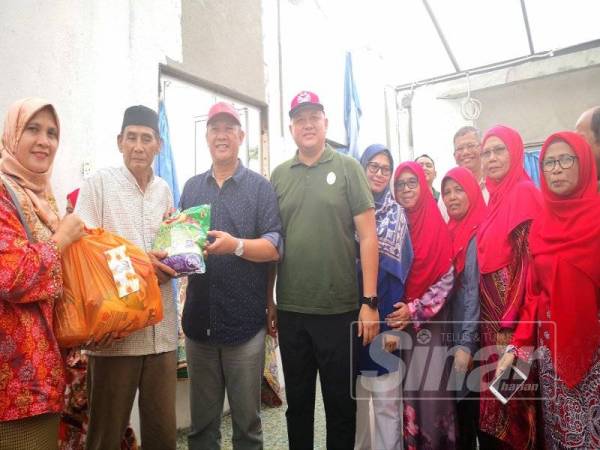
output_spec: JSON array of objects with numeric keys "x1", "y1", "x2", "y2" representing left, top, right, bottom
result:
[
  {"x1": 289, "y1": 91, "x2": 324, "y2": 118},
  {"x1": 207, "y1": 102, "x2": 241, "y2": 126}
]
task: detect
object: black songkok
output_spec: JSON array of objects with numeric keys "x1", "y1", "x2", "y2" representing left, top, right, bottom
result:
[{"x1": 121, "y1": 105, "x2": 159, "y2": 134}]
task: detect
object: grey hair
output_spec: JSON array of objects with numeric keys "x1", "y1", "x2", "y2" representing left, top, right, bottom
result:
[{"x1": 453, "y1": 126, "x2": 481, "y2": 145}]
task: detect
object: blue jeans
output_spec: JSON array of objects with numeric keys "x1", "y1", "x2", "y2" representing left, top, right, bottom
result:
[{"x1": 186, "y1": 328, "x2": 266, "y2": 450}]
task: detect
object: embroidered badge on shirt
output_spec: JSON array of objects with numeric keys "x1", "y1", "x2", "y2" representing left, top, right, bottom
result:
[
  {"x1": 105, "y1": 245, "x2": 140, "y2": 298},
  {"x1": 327, "y1": 172, "x2": 336, "y2": 185}
]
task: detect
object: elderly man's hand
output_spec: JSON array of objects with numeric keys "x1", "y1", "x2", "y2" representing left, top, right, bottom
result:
[
  {"x1": 148, "y1": 250, "x2": 177, "y2": 284},
  {"x1": 85, "y1": 332, "x2": 124, "y2": 350},
  {"x1": 358, "y1": 305, "x2": 379, "y2": 346},
  {"x1": 163, "y1": 207, "x2": 177, "y2": 220}
]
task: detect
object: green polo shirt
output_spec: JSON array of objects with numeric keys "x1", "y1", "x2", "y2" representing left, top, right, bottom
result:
[{"x1": 271, "y1": 145, "x2": 374, "y2": 315}]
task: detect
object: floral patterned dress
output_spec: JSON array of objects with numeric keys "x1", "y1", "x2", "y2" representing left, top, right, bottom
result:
[
  {"x1": 0, "y1": 177, "x2": 64, "y2": 422},
  {"x1": 514, "y1": 255, "x2": 600, "y2": 449},
  {"x1": 402, "y1": 267, "x2": 457, "y2": 450}
]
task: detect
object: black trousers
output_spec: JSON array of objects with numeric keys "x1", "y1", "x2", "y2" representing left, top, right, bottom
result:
[
  {"x1": 278, "y1": 310, "x2": 358, "y2": 450},
  {"x1": 456, "y1": 394, "x2": 479, "y2": 450}
]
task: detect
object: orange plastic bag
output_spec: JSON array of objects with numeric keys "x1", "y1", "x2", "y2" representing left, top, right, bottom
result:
[{"x1": 54, "y1": 228, "x2": 163, "y2": 347}]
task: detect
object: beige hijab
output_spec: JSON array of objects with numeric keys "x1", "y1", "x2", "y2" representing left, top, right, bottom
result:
[{"x1": 0, "y1": 97, "x2": 61, "y2": 232}]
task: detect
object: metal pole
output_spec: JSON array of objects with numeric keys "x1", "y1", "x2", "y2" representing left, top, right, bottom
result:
[
  {"x1": 277, "y1": 0, "x2": 285, "y2": 137},
  {"x1": 520, "y1": 0, "x2": 535, "y2": 54},
  {"x1": 422, "y1": 0, "x2": 460, "y2": 72}
]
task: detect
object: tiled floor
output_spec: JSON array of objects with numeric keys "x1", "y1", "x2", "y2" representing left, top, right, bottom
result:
[{"x1": 176, "y1": 383, "x2": 326, "y2": 449}]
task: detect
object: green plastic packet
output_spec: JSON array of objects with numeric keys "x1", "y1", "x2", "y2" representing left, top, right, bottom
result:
[{"x1": 152, "y1": 205, "x2": 211, "y2": 276}]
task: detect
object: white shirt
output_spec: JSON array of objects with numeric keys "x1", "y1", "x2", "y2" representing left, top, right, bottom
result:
[{"x1": 76, "y1": 166, "x2": 177, "y2": 356}]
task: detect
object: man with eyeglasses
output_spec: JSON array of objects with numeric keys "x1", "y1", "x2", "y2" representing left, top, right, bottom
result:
[
  {"x1": 270, "y1": 91, "x2": 379, "y2": 449},
  {"x1": 575, "y1": 106, "x2": 600, "y2": 191},
  {"x1": 453, "y1": 126, "x2": 489, "y2": 203}
]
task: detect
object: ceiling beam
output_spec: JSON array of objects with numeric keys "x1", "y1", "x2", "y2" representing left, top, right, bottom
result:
[
  {"x1": 394, "y1": 39, "x2": 600, "y2": 92},
  {"x1": 422, "y1": 0, "x2": 460, "y2": 72},
  {"x1": 520, "y1": 0, "x2": 535, "y2": 54}
]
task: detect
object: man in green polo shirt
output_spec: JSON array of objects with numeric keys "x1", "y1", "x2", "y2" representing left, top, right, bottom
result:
[{"x1": 271, "y1": 91, "x2": 379, "y2": 449}]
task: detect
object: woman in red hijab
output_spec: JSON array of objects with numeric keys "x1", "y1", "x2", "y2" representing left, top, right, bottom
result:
[
  {"x1": 441, "y1": 167, "x2": 487, "y2": 450},
  {"x1": 388, "y1": 161, "x2": 456, "y2": 449},
  {"x1": 497, "y1": 131, "x2": 600, "y2": 449},
  {"x1": 476, "y1": 125, "x2": 542, "y2": 449}
]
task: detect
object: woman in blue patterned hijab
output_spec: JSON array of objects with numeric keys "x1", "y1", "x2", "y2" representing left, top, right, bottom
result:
[{"x1": 355, "y1": 144, "x2": 413, "y2": 450}]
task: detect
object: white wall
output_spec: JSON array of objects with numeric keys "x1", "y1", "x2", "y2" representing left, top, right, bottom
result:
[
  {"x1": 395, "y1": 84, "x2": 466, "y2": 192},
  {"x1": 0, "y1": 0, "x2": 182, "y2": 211}
]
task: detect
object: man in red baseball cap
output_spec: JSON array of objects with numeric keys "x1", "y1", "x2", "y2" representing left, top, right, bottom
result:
[
  {"x1": 271, "y1": 91, "x2": 380, "y2": 449},
  {"x1": 204, "y1": 102, "x2": 244, "y2": 171},
  {"x1": 180, "y1": 101, "x2": 282, "y2": 450},
  {"x1": 207, "y1": 101, "x2": 242, "y2": 126},
  {"x1": 288, "y1": 90, "x2": 324, "y2": 118}
]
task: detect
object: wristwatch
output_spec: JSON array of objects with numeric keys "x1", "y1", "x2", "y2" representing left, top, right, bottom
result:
[
  {"x1": 234, "y1": 239, "x2": 245, "y2": 257},
  {"x1": 360, "y1": 296, "x2": 378, "y2": 309}
]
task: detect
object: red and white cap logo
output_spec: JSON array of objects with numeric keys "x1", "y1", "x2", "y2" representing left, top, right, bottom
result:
[{"x1": 289, "y1": 91, "x2": 324, "y2": 118}]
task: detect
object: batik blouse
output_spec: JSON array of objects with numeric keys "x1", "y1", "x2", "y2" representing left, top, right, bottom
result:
[{"x1": 0, "y1": 178, "x2": 65, "y2": 421}]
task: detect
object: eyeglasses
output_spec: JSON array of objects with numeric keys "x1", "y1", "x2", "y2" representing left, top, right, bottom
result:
[
  {"x1": 366, "y1": 162, "x2": 392, "y2": 177},
  {"x1": 541, "y1": 155, "x2": 578, "y2": 172},
  {"x1": 394, "y1": 178, "x2": 419, "y2": 191},
  {"x1": 454, "y1": 142, "x2": 480, "y2": 155},
  {"x1": 481, "y1": 145, "x2": 507, "y2": 159}
]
